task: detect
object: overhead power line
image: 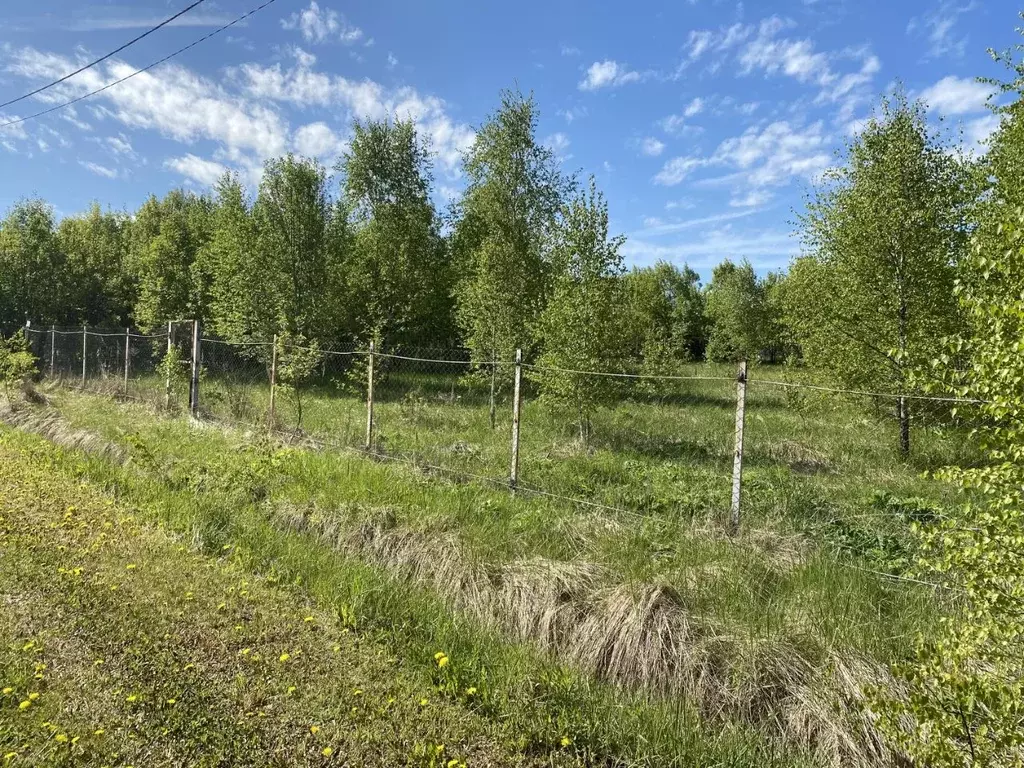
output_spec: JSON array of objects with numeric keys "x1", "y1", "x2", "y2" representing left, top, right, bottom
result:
[
  {"x1": 0, "y1": 0, "x2": 280, "y2": 130},
  {"x1": 0, "y1": 0, "x2": 208, "y2": 110}
]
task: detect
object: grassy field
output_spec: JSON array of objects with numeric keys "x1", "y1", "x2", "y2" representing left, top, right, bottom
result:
[
  {"x1": 0, "y1": 425, "x2": 567, "y2": 767},
  {"x1": 0, "y1": 361, "x2": 981, "y2": 765}
]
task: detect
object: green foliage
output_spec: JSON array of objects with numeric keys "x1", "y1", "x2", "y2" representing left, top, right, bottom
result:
[
  {"x1": 130, "y1": 190, "x2": 214, "y2": 330},
  {"x1": 622, "y1": 261, "x2": 707, "y2": 365},
  {"x1": 157, "y1": 344, "x2": 189, "y2": 407},
  {"x1": 787, "y1": 91, "x2": 975, "y2": 451},
  {"x1": 0, "y1": 199, "x2": 64, "y2": 328},
  {"x1": 453, "y1": 90, "x2": 574, "y2": 371},
  {"x1": 533, "y1": 178, "x2": 625, "y2": 441},
  {"x1": 338, "y1": 118, "x2": 452, "y2": 346},
  {"x1": 274, "y1": 332, "x2": 323, "y2": 428},
  {"x1": 704, "y1": 259, "x2": 779, "y2": 363},
  {"x1": 0, "y1": 331, "x2": 37, "y2": 401}
]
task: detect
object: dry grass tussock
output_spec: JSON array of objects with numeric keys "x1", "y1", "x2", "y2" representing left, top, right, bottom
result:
[
  {"x1": 276, "y1": 500, "x2": 902, "y2": 767},
  {"x1": 0, "y1": 401, "x2": 126, "y2": 463}
]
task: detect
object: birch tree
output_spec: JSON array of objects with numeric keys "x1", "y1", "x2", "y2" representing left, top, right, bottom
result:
[{"x1": 787, "y1": 92, "x2": 974, "y2": 455}]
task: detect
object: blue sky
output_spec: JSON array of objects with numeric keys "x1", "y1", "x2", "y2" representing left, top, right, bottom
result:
[{"x1": 0, "y1": 0, "x2": 1015, "y2": 278}]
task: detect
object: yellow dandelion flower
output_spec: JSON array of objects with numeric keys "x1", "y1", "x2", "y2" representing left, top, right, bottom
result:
[
  {"x1": 166, "y1": 699, "x2": 176, "y2": 706},
  {"x1": 27, "y1": 693, "x2": 39, "y2": 701},
  {"x1": 437, "y1": 656, "x2": 449, "y2": 668},
  {"x1": 18, "y1": 701, "x2": 30, "y2": 711},
  {"x1": 287, "y1": 686, "x2": 296, "y2": 695},
  {"x1": 322, "y1": 747, "x2": 333, "y2": 757},
  {"x1": 126, "y1": 695, "x2": 138, "y2": 703},
  {"x1": 2, "y1": 688, "x2": 12, "y2": 695},
  {"x1": 332, "y1": 644, "x2": 340, "y2": 653},
  {"x1": 433, "y1": 651, "x2": 446, "y2": 661},
  {"x1": 278, "y1": 653, "x2": 290, "y2": 663},
  {"x1": 560, "y1": 736, "x2": 572, "y2": 747},
  {"x1": 303, "y1": 616, "x2": 314, "y2": 623},
  {"x1": 418, "y1": 698, "x2": 429, "y2": 707},
  {"x1": 239, "y1": 648, "x2": 251, "y2": 656},
  {"x1": 310, "y1": 725, "x2": 321, "y2": 735},
  {"x1": 465, "y1": 687, "x2": 477, "y2": 695},
  {"x1": 54, "y1": 734, "x2": 68, "y2": 743},
  {"x1": 94, "y1": 729, "x2": 105, "y2": 736},
  {"x1": 125, "y1": 563, "x2": 137, "y2": 570}
]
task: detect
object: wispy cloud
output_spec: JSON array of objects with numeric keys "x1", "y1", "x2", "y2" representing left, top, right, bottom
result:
[
  {"x1": 907, "y1": 1, "x2": 976, "y2": 59},
  {"x1": 622, "y1": 228, "x2": 798, "y2": 272},
  {"x1": 633, "y1": 208, "x2": 762, "y2": 236},
  {"x1": 64, "y1": 14, "x2": 235, "y2": 31},
  {"x1": 80, "y1": 160, "x2": 117, "y2": 178},
  {"x1": 919, "y1": 74, "x2": 993, "y2": 114},
  {"x1": 281, "y1": 1, "x2": 363, "y2": 45}
]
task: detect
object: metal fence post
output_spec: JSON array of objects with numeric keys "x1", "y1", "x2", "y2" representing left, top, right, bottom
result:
[
  {"x1": 269, "y1": 333, "x2": 278, "y2": 427},
  {"x1": 165, "y1": 321, "x2": 173, "y2": 410},
  {"x1": 49, "y1": 325, "x2": 55, "y2": 379},
  {"x1": 189, "y1": 319, "x2": 201, "y2": 418},
  {"x1": 509, "y1": 348, "x2": 523, "y2": 491},
  {"x1": 123, "y1": 327, "x2": 130, "y2": 396},
  {"x1": 365, "y1": 340, "x2": 375, "y2": 451},
  {"x1": 81, "y1": 325, "x2": 87, "y2": 388},
  {"x1": 730, "y1": 359, "x2": 748, "y2": 534}
]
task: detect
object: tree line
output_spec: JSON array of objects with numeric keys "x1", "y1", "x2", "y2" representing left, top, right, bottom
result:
[{"x1": 0, "y1": 82, "x2": 1003, "y2": 449}]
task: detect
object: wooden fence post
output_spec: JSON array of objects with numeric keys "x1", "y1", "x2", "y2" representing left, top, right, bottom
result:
[
  {"x1": 81, "y1": 325, "x2": 87, "y2": 388},
  {"x1": 123, "y1": 327, "x2": 131, "y2": 396},
  {"x1": 729, "y1": 359, "x2": 748, "y2": 534},
  {"x1": 49, "y1": 325, "x2": 55, "y2": 378},
  {"x1": 269, "y1": 334, "x2": 278, "y2": 427},
  {"x1": 509, "y1": 349, "x2": 523, "y2": 491},
  {"x1": 365, "y1": 340, "x2": 375, "y2": 451},
  {"x1": 489, "y1": 356, "x2": 497, "y2": 430},
  {"x1": 165, "y1": 321, "x2": 173, "y2": 410},
  {"x1": 189, "y1": 319, "x2": 201, "y2": 418}
]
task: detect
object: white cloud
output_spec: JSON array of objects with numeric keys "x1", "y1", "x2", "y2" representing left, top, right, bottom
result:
[
  {"x1": 579, "y1": 60, "x2": 641, "y2": 91},
  {"x1": 908, "y1": 1, "x2": 975, "y2": 59},
  {"x1": 65, "y1": 13, "x2": 235, "y2": 31},
  {"x1": 714, "y1": 120, "x2": 831, "y2": 188},
  {"x1": 659, "y1": 113, "x2": 702, "y2": 135},
  {"x1": 635, "y1": 208, "x2": 762, "y2": 235},
  {"x1": 730, "y1": 189, "x2": 773, "y2": 207},
  {"x1": 738, "y1": 16, "x2": 833, "y2": 87},
  {"x1": 281, "y1": 1, "x2": 363, "y2": 45},
  {"x1": 105, "y1": 133, "x2": 134, "y2": 156},
  {"x1": 665, "y1": 198, "x2": 695, "y2": 211},
  {"x1": 234, "y1": 50, "x2": 474, "y2": 174},
  {"x1": 622, "y1": 228, "x2": 797, "y2": 271},
  {"x1": 653, "y1": 156, "x2": 706, "y2": 186},
  {"x1": 561, "y1": 44, "x2": 581, "y2": 57},
  {"x1": 544, "y1": 132, "x2": 572, "y2": 162},
  {"x1": 638, "y1": 137, "x2": 665, "y2": 156},
  {"x1": 652, "y1": 120, "x2": 831, "y2": 193},
  {"x1": 387, "y1": 52, "x2": 398, "y2": 69},
  {"x1": 80, "y1": 160, "x2": 117, "y2": 179},
  {"x1": 683, "y1": 97, "x2": 704, "y2": 117},
  {"x1": 964, "y1": 114, "x2": 1001, "y2": 149},
  {"x1": 558, "y1": 105, "x2": 588, "y2": 123},
  {"x1": 293, "y1": 121, "x2": 347, "y2": 159},
  {"x1": 165, "y1": 154, "x2": 229, "y2": 186},
  {"x1": 919, "y1": 75, "x2": 993, "y2": 115}
]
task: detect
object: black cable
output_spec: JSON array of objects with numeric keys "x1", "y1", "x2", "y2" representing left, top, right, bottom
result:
[
  {"x1": 0, "y1": 0, "x2": 208, "y2": 110},
  {"x1": 0, "y1": 0, "x2": 280, "y2": 130}
]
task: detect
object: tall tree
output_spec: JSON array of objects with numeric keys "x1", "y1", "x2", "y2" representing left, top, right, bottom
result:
[
  {"x1": 249, "y1": 155, "x2": 344, "y2": 343},
  {"x1": 453, "y1": 90, "x2": 573, "y2": 368},
  {"x1": 56, "y1": 203, "x2": 134, "y2": 327},
  {"x1": 202, "y1": 173, "x2": 261, "y2": 343},
  {"x1": 0, "y1": 199, "x2": 64, "y2": 329},
  {"x1": 338, "y1": 118, "x2": 452, "y2": 346},
  {"x1": 129, "y1": 190, "x2": 213, "y2": 330},
  {"x1": 534, "y1": 178, "x2": 625, "y2": 442},
  {"x1": 787, "y1": 92, "x2": 974, "y2": 455},
  {"x1": 704, "y1": 259, "x2": 771, "y2": 363}
]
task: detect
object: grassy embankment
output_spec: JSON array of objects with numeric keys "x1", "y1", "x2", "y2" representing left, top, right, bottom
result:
[{"x1": 0, "y1": 367, "x2": 979, "y2": 766}]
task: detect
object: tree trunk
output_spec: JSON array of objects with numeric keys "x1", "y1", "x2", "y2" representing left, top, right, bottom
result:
[{"x1": 898, "y1": 395, "x2": 910, "y2": 458}]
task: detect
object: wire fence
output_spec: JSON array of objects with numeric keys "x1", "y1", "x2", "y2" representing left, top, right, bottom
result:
[{"x1": 19, "y1": 321, "x2": 990, "y2": 530}]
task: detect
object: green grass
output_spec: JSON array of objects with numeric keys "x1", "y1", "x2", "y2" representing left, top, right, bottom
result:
[
  {"x1": 0, "y1": 428, "x2": 560, "y2": 767},
  {"x1": 4, "y1": 361, "x2": 981, "y2": 765}
]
